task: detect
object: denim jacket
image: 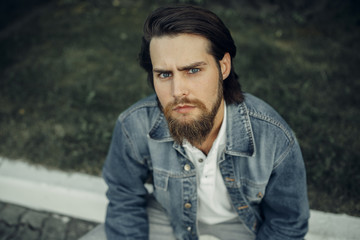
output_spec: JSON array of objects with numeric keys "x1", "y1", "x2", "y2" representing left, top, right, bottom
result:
[{"x1": 103, "y1": 93, "x2": 310, "y2": 240}]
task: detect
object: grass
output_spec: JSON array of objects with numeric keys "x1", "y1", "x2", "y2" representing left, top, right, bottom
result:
[{"x1": 0, "y1": 0, "x2": 359, "y2": 216}]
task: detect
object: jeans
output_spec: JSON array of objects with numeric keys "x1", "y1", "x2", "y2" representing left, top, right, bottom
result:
[{"x1": 79, "y1": 196, "x2": 255, "y2": 240}]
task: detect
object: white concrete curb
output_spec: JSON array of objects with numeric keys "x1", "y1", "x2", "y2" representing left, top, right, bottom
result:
[
  {"x1": 0, "y1": 157, "x2": 107, "y2": 223},
  {"x1": 0, "y1": 157, "x2": 359, "y2": 239}
]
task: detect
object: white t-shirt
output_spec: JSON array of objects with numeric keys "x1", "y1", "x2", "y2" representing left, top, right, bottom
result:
[{"x1": 183, "y1": 103, "x2": 238, "y2": 224}]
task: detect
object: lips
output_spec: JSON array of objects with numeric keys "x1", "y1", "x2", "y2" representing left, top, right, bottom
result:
[{"x1": 173, "y1": 104, "x2": 196, "y2": 114}]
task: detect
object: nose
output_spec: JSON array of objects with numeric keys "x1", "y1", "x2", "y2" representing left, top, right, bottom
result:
[{"x1": 172, "y1": 74, "x2": 188, "y2": 98}]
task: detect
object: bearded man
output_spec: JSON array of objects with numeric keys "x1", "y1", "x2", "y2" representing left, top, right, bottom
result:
[{"x1": 81, "y1": 5, "x2": 309, "y2": 240}]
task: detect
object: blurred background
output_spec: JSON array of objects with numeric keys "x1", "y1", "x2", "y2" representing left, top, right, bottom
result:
[{"x1": 0, "y1": 0, "x2": 359, "y2": 216}]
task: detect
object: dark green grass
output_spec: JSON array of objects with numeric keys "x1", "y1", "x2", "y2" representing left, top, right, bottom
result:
[{"x1": 0, "y1": 0, "x2": 359, "y2": 216}]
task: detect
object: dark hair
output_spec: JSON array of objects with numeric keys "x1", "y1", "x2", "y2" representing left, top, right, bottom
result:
[{"x1": 139, "y1": 5, "x2": 243, "y2": 104}]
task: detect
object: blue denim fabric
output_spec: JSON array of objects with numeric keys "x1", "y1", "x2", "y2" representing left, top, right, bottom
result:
[{"x1": 103, "y1": 93, "x2": 310, "y2": 240}]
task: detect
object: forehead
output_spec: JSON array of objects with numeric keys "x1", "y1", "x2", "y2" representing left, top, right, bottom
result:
[{"x1": 149, "y1": 34, "x2": 213, "y2": 67}]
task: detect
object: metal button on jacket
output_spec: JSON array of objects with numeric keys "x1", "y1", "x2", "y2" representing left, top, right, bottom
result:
[
  {"x1": 184, "y1": 164, "x2": 191, "y2": 171},
  {"x1": 257, "y1": 192, "x2": 263, "y2": 199},
  {"x1": 184, "y1": 203, "x2": 192, "y2": 209}
]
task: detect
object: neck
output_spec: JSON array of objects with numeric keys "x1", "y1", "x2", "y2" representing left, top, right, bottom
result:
[{"x1": 195, "y1": 100, "x2": 225, "y2": 155}]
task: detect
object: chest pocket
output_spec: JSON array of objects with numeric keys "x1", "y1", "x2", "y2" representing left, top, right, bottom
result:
[
  {"x1": 241, "y1": 183, "x2": 266, "y2": 203},
  {"x1": 153, "y1": 170, "x2": 169, "y2": 191}
]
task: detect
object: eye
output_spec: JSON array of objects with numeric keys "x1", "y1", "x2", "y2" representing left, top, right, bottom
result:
[
  {"x1": 158, "y1": 72, "x2": 172, "y2": 79},
  {"x1": 188, "y1": 68, "x2": 200, "y2": 74}
]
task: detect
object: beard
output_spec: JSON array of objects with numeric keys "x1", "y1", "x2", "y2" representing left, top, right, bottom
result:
[{"x1": 163, "y1": 76, "x2": 224, "y2": 146}]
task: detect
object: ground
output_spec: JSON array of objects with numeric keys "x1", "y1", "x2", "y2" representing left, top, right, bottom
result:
[{"x1": 0, "y1": 201, "x2": 97, "y2": 240}]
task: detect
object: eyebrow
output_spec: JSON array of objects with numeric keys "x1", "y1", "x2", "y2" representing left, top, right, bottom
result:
[{"x1": 153, "y1": 61, "x2": 207, "y2": 73}]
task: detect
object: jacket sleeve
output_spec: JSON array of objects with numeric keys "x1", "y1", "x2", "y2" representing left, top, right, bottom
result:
[
  {"x1": 102, "y1": 119, "x2": 150, "y2": 239},
  {"x1": 256, "y1": 140, "x2": 310, "y2": 240}
]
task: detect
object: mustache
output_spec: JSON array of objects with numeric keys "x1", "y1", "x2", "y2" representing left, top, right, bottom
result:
[
  {"x1": 163, "y1": 97, "x2": 207, "y2": 116},
  {"x1": 167, "y1": 97, "x2": 205, "y2": 109}
]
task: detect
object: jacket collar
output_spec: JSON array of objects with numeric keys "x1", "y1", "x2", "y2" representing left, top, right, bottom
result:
[
  {"x1": 148, "y1": 101, "x2": 255, "y2": 157},
  {"x1": 148, "y1": 110, "x2": 173, "y2": 142},
  {"x1": 225, "y1": 102, "x2": 256, "y2": 157}
]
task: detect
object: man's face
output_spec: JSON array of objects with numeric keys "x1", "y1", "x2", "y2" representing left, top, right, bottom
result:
[{"x1": 149, "y1": 34, "x2": 230, "y2": 145}]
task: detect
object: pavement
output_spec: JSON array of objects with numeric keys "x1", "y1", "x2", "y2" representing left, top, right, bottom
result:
[
  {"x1": 1, "y1": 157, "x2": 360, "y2": 240},
  {"x1": 0, "y1": 201, "x2": 97, "y2": 240}
]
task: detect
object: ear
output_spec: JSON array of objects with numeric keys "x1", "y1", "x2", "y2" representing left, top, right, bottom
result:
[{"x1": 219, "y1": 52, "x2": 231, "y2": 80}]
